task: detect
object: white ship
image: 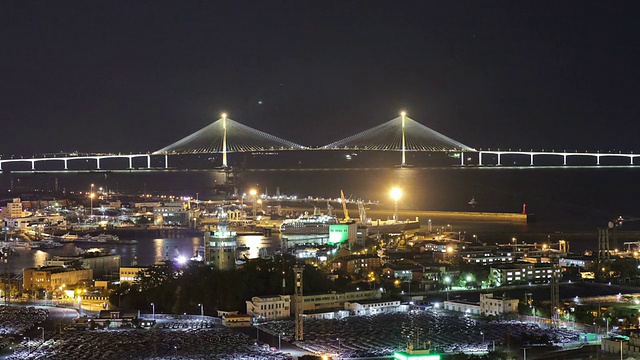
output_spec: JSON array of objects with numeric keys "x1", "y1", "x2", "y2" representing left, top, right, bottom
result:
[
  {"x1": 56, "y1": 233, "x2": 79, "y2": 242},
  {"x1": 280, "y1": 212, "x2": 338, "y2": 235}
]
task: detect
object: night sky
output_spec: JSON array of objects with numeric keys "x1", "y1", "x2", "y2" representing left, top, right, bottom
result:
[{"x1": 1, "y1": 1, "x2": 638, "y2": 155}]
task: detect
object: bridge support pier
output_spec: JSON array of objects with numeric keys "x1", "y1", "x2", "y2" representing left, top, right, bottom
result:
[
  {"x1": 128, "y1": 157, "x2": 133, "y2": 169},
  {"x1": 632, "y1": 157, "x2": 634, "y2": 165},
  {"x1": 478, "y1": 152, "x2": 483, "y2": 166},
  {"x1": 96, "y1": 158, "x2": 101, "y2": 170},
  {"x1": 64, "y1": 159, "x2": 68, "y2": 170},
  {"x1": 147, "y1": 155, "x2": 151, "y2": 169},
  {"x1": 530, "y1": 154, "x2": 534, "y2": 166},
  {"x1": 563, "y1": 155, "x2": 567, "y2": 166},
  {"x1": 596, "y1": 155, "x2": 600, "y2": 165},
  {"x1": 165, "y1": 154, "x2": 168, "y2": 169},
  {"x1": 497, "y1": 153, "x2": 501, "y2": 166},
  {"x1": 31, "y1": 160, "x2": 35, "y2": 170}
]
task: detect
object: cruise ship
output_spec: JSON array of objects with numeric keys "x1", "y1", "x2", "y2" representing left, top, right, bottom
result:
[{"x1": 279, "y1": 213, "x2": 339, "y2": 235}]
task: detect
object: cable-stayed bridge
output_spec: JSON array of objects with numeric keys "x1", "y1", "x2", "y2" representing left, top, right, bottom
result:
[{"x1": 1, "y1": 113, "x2": 639, "y2": 171}]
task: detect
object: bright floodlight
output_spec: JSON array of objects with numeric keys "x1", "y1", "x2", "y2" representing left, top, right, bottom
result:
[
  {"x1": 249, "y1": 189, "x2": 257, "y2": 196},
  {"x1": 177, "y1": 256, "x2": 187, "y2": 265},
  {"x1": 390, "y1": 187, "x2": 402, "y2": 201},
  {"x1": 400, "y1": 111, "x2": 406, "y2": 116},
  {"x1": 221, "y1": 112, "x2": 227, "y2": 118}
]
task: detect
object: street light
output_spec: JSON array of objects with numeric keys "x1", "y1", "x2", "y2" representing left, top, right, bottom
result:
[
  {"x1": 198, "y1": 303, "x2": 204, "y2": 320},
  {"x1": 250, "y1": 189, "x2": 257, "y2": 220},
  {"x1": 37, "y1": 326, "x2": 44, "y2": 343},
  {"x1": 89, "y1": 184, "x2": 96, "y2": 217},
  {"x1": 390, "y1": 187, "x2": 402, "y2": 221},
  {"x1": 444, "y1": 276, "x2": 451, "y2": 301},
  {"x1": 151, "y1": 302, "x2": 155, "y2": 320},
  {"x1": 480, "y1": 331, "x2": 484, "y2": 343}
]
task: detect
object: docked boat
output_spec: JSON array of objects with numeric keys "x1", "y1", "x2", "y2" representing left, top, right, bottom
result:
[
  {"x1": 12, "y1": 241, "x2": 39, "y2": 249},
  {"x1": 280, "y1": 213, "x2": 339, "y2": 236},
  {"x1": 55, "y1": 233, "x2": 79, "y2": 242},
  {"x1": 74, "y1": 233, "x2": 137, "y2": 245},
  {"x1": 33, "y1": 239, "x2": 64, "y2": 248}
]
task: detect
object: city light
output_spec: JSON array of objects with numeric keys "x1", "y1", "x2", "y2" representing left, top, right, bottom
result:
[{"x1": 390, "y1": 187, "x2": 402, "y2": 201}]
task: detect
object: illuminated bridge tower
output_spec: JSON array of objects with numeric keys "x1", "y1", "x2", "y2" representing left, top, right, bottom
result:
[
  {"x1": 204, "y1": 211, "x2": 237, "y2": 271},
  {"x1": 293, "y1": 265, "x2": 304, "y2": 341},
  {"x1": 401, "y1": 111, "x2": 407, "y2": 166},
  {"x1": 221, "y1": 112, "x2": 228, "y2": 168}
]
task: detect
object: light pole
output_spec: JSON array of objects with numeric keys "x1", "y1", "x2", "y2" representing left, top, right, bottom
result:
[
  {"x1": 444, "y1": 276, "x2": 451, "y2": 301},
  {"x1": 198, "y1": 303, "x2": 204, "y2": 320},
  {"x1": 337, "y1": 337, "x2": 341, "y2": 355},
  {"x1": 151, "y1": 302, "x2": 155, "y2": 320},
  {"x1": 250, "y1": 189, "x2": 257, "y2": 220},
  {"x1": 480, "y1": 331, "x2": 484, "y2": 344},
  {"x1": 279, "y1": 332, "x2": 282, "y2": 350},
  {"x1": 90, "y1": 183, "x2": 95, "y2": 218},
  {"x1": 390, "y1": 187, "x2": 402, "y2": 222},
  {"x1": 37, "y1": 326, "x2": 44, "y2": 343},
  {"x1": 619, "y1": 340, "x2": 624, "y2": 360}
]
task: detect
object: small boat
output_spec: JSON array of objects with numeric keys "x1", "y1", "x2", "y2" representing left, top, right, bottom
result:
[{"x1": 56, "y1": 233, "x2": 79, "y2": 242}]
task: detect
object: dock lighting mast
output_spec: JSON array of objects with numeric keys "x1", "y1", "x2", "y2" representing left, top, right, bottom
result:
[
  {"x1": 221, "y1": 113, "x2": 228, "y2": 168},
  {"x1": 250, "y1": 189, "x2": 257, "y2": 219},
  {"x1": 390, "y1": 187, "x2": 402, "y2": 221},
  {"x1": 294, "y1": 265, "x2": 304, "y2": 341},
  {"x1": 401, "y1": 111, "x2": 407, "y2": 166},
  {"x1": 89, "y1": 183, "x2": 95, "y2": 218}
]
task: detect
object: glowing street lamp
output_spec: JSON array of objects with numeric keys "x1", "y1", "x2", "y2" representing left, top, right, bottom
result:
[
  {"x1": 89, "y1": 183, "x2": 95, "y2": 218},
  {"x1": 198, "y1": 303, "x2": 204, "y2": 320},
  {"x1": 249, "y1": 189, "x2": 258, "y2": 219},
  {"x1": 390, "y1": 187, "x2": 402, "y2": 221},
  {"x1": 37, "y1": 326, "x2": 44, "y2": 342},
  {"x1": 151, "y1": 302, "x2": 155, "y2": 320},
  {"x1": 444, "y1": 276, "x2": 451, "y2": 301},
  {"x1": 24, "y1": 337, "x2": 31, "y2": 354}
]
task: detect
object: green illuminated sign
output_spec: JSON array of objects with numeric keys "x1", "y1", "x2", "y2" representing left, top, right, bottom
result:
[{"x1": 329, "y1": 224, "x2": 349, "y2": 244}]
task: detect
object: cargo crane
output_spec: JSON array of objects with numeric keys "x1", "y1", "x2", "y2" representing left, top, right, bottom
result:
[{"x1": 340, "y1": 190, "x2": 350, "y2": 221}]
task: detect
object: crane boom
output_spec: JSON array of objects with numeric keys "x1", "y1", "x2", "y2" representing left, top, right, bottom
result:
[{"x1": 340, "y1": 190, "x2": 350, "y2": 221}]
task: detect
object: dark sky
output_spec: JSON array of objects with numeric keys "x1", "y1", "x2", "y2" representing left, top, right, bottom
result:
[{"x1": 1, "y1": 1, "x2": 639, "y2": 155}]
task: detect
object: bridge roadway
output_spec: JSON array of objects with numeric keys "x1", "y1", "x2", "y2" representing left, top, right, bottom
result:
[
  {"x1": 0, "y1": 153, "x2": 168, "y2": 171},
  {"x1": 470, "y1": 150, "x2": 640, "y2": 166},
  {"x1": 1, "y1": 149, "x2": 640, "y2": 171}
]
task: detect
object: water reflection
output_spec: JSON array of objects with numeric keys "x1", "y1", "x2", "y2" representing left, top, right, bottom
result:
[
  {"x1": 239, "y1": 235, "x2": 264, "y2": 259},
  {"x1": 33, "y1": 250, "x2": 49, "y2": 268}
]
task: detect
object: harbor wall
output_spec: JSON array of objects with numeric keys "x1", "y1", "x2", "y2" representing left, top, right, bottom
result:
[{"x1": 417, "y1": 211, "x2": 531, "y2": 223}]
